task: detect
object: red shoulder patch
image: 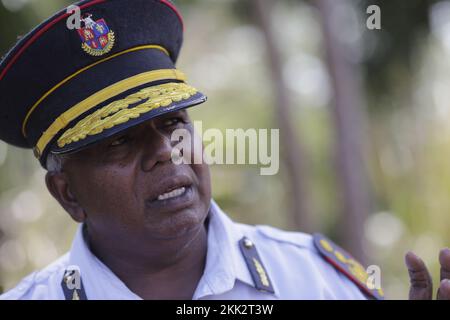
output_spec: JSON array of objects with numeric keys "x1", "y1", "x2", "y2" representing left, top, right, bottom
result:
[{"x1": 313, "y1": 233, "x2": 384, "y2": 300}]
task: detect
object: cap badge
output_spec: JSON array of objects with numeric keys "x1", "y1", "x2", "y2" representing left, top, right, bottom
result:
[{"x1": 77, "y1": 14, "x2": 115, "y2": 57}]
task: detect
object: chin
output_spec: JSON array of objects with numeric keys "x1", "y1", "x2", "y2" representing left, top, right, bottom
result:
[{"x1": 144, "y1": 206, "x2": 207, "y2": 241}]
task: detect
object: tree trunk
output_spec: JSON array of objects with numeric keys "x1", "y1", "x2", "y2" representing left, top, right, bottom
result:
[
  {"x1": 317, "y1": 0, "x2": 371, "y2": 262},
  {"x1": 252, "y1": 0, "x2": 315, "y2": 233}
]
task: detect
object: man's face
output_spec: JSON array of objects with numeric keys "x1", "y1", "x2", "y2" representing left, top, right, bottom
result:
[{"x1": 58, "y1": 110, "x2": 211, "y2": 244}]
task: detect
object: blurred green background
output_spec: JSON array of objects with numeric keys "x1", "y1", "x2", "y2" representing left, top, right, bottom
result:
[{"x1": 1, "y1": 0, "x2": 450, "y2": 299}]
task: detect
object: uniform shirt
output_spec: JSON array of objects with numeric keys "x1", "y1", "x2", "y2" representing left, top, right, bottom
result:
[{"x1": 0, "y1": 200, "x2": 366, "y2": 300}]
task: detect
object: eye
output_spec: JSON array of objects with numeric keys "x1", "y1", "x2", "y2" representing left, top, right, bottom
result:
[
  {"x1": 109, "y1": 135, "x2": 129, "y2": 147},
  {"x1": 163, "y1": 117, "x2": 185, "y2": 127}
]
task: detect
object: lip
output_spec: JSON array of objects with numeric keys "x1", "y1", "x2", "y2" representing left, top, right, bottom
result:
[
  {"x1": 148, "y1": 175, "x2": 193, "y2": 201},
  {"x1": 145, "y1": 175, "x2": 195, "y2": 212}
]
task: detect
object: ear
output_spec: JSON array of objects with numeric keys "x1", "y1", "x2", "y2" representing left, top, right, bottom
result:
[{"x1": 45, "y1": 171, "x2": 86, "y2": 223}]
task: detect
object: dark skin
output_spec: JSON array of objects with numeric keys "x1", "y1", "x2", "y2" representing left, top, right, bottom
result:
[
  {"x1": 405, "y1": 249, "x2": 450, "y2": 300},
  {"x1": 45, "y1": 110, "x2": 212, "y2": 299},
  {"x1": 45, "y1": 108, "x2": 450, "y2": 300}
]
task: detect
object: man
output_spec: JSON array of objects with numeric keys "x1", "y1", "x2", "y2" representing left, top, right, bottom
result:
[{"x1": 0, "y1": 0, "x2": 442, "y2": 300}]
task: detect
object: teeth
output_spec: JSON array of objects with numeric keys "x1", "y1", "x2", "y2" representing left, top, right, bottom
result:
[{"x1": 157, "y1": 187, "x2": 186, "y2": 201}]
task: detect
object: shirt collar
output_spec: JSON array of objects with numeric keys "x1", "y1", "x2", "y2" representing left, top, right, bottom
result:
[
  {"x1": 193, "y1": 200, "x2": 257, "y2": 298},
  {"x1": 67, "y1": 199, "x2": 264, "y2": 299},
  {"x1": 68, "y1": 225, "x2": 141, "y2": 299}
]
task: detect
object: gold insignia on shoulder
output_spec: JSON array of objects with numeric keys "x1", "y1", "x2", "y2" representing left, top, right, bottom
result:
[
  {"x1": 252, "y1": 258, "x2": 270, "y2": 287},
  {"x1": 320, "y1": 239, "x2": 333, "y2": 252},
  {"x1": 72, "y1": 289, "x2": 80, "y2": 300},
  {"x1": 313, "y1": 233, "x2": 384, "y2": 300},
  {"x1": 334, "y1": 250, "x2": 348, "y2": 263},
  {"x1": 347, "y1": 258, "x2": 369, "y2": 284},
  {"x1": 238, "y1": 237, "x2": 275, "y2": 293}
]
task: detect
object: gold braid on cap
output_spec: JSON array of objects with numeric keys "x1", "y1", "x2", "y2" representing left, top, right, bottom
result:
[{"x1": 57, "y1": 82, "x2": 197, "y2": 148}]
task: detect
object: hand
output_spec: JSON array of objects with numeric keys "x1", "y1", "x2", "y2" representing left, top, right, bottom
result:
[{"x1": 405, "y1": 248, "x2": 450, "y2": 299}]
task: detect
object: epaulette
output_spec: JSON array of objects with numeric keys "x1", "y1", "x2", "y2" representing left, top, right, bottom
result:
[
  {"x1": 238, "y1": 236, "x2": 275, "y2": 294},
  {"x1": 313, "y1": 233, "x2": 384, "y2": 300},
  {"x1": 61, "y1": 266, "x2": 88, "y2": 300}
]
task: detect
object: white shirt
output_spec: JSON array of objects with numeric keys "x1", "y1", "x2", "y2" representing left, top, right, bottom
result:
[{"x1": 0, "y1": 200, "x2": 366, "y2": 300}]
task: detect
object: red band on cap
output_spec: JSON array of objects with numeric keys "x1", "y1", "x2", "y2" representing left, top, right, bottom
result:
[
  {"x1": 0, "y1": 0, "x2": 184, "y2": 82},
  {"x1": 0, "y1": 0, "x2": 106, "y2": 82},
  {"x1": 160, "y1": 0, "x2": 184, "y2": 31}
]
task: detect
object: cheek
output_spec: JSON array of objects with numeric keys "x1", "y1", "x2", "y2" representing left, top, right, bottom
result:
[
  {"x1": 189, "y1": 130, "x2": 211, "y2": 205},
  {"x1": 73, "y1": 170, "x2": 139, "y2": 222},
  {"x1": 192, "y1": 162, "x2": 211, "y2": 205},
  {"x1": 181, "y1": 125, "x2": 205, "y2": 164}
]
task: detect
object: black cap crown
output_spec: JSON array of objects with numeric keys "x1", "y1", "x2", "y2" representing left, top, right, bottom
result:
[{"x1": 0, "y1": 0, "x2": 206, "y2": 168}]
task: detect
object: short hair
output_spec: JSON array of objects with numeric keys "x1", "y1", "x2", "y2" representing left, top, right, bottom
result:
[{"x1": 46, "y1": 152, "x2": 65, "y2": 173}]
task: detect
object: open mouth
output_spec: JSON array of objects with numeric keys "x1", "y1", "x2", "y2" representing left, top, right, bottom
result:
[
  {"x1": 157, "y1": 186, "x2": 188, "y2": 201},
  {"x1": 145, "y1": 175, "x2": 195, "y2": 212},
  {"x1": 146, "y1": 183, "x2": 194, "y2": 212}
]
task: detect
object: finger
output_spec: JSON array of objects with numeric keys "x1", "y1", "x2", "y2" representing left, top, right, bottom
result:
[
  {"x1": 437, "y1": 279, "x2": 450, "y2": 300},
  {"x1": 405, "y1": 251, "x2": 433, "y2": 300},
  {"x1": 437, "y1": 248, "x2": 450, "y2": 300},
  {"x1": 439, "y1": 248, "x2": 450, "y2": 282}
]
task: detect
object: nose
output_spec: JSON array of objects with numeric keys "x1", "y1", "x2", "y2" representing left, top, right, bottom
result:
[{"x1": 140, "y1": 125, "x2": 174, "y2": 172}]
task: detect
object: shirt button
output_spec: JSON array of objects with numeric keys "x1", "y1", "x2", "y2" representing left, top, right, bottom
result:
[{"x1": 244, "y1": 238, "x2": 254, "y2": 248}]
